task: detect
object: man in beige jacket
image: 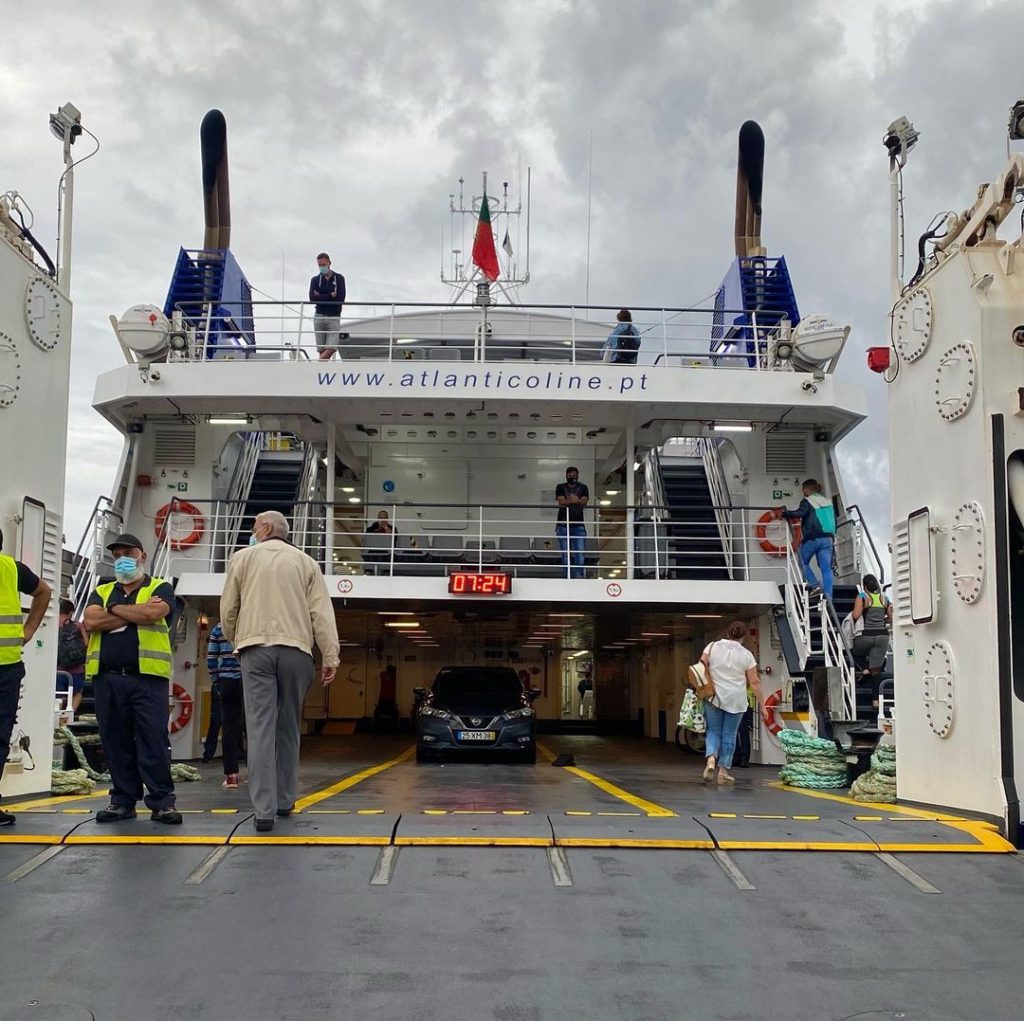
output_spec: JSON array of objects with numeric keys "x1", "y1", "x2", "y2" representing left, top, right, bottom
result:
[{"x1": 221, "y1": 510, "x2": 340, "y2": 831}]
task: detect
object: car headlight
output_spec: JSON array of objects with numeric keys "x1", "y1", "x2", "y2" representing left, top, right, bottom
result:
[
  {"x1": 504, "y1": 708, "x2": 534, "y2": 721},
  {"x1": 419, "y1": 705, "x2": 451, "y2": 720}
]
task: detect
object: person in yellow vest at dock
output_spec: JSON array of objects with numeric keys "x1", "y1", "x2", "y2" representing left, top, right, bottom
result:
[
  {"x1": 0, "y1": 527, "x2": 52, "y2": 827},
  {"x1": 83, "y1": 533, "x2": 182, "y2": 825}
]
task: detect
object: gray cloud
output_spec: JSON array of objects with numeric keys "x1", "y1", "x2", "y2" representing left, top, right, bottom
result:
[{"x1": 4, "y1": 0, "x2": 1023, "y2": 560}]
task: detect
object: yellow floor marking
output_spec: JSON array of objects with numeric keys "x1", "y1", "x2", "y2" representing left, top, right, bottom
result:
[
  {"x1": 0, "y1": 834, "x2": 63, "y2": 845},
  {"x1": 357, "y1": 809, "x2": 385, "y2": 816},
  {"x1": 231, "y1": 835, "x2": 391, "y2": 846},
  {"x1": 210, "y1": 809, "x2": 239, "y2": 815},
  {"x1": 855, "y1": 816, "x2": 884, "y2": 822},
  {"x1": 537, "y1": 742, "x2": 676, "y2": 818},
  {"x1": 394, "y1": 836, "x2": 552, "y2": 847},
  {"x1": 64, "y1": 835, "x2": 229, "y2": 845},
  {"x1": 307, "y1": 810, "x2": 351, "y2": 815},
  {"x1": 709, "y1": 812, "x2": 737, "y2": 819},
  {"x1": 792, "y1": 815, "x2": 821, "y2": 821},
  {"x1": 423, "y1": 810, "x2": 448, "y2": 816},
  {"x1": 768, "y1": 781, "x2": 1015, "y2": 852},
  {"x1": 5, "y1": 790, "x2": 110, "y2": 812},
  {"x1": 597, "y1": 812, "x2": 642, "y2": 817},
  {"x1": 502, "y1": 810, "x2": 530, "y2": 816},
  {"x1": 565, "y1": 811, "x2": 592, "y2": 817},
  {"x1": 720, "y1": 840, "x2": 880, "y2": 852},
  {"x1": 556, "y1": 837, "x2": 715, "y2": 850},
  {"x1": 294, "y1": 746, "x2": 415, "y2": 811},
  {"x1": 61, "y1": 809, "x2": 92, "y2": 815},
  {"x1": 744, "y1": 814, "x2": 788, "y2": 820}
]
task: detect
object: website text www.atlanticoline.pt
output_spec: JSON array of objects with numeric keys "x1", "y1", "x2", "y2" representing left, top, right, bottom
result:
[{"x1": 315, "y1": 368, "x2": 651, "y2": 396}]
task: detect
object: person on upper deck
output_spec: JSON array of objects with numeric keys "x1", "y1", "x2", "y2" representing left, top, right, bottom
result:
[
  {"x1": 778, "y1": 479, "x2": 836, "y2": 600},
  {"x1": 555, "y1": 466, "x2": 589, "y2": 579},
  {"x1": 366, "y1": 510, "x2": 396, "y2": 535},
  {"x1": 603, "y1": 309, "x2": 641, "y2": 365},
  {"x1": 309, "y1": 252, "x2": 346, "y2": 362}
]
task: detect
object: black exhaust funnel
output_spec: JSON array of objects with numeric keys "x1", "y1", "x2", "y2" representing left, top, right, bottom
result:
[
  {"x1": 200, "y1": 109, "x2": 231, "y2": 250},
  {"x1": 734, "y1": 120, "x2": 765, "y2": 258}
]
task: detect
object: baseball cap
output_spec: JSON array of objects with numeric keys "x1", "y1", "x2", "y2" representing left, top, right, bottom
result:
[{"x1": 107, "y1": 533, "x2": 146, "y2": 553}]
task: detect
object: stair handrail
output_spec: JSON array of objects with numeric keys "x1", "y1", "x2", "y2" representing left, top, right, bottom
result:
[
  {"x1": 223, "y1": 431, "x2": 263, "y2": 551},
  {"x1": 640, "y1": 448, "x2": 670, "y2": 577},
  {"x1": 819, "y1": 593, "x2": 858, "y2": 721},
  {"x1": 839, "y1": 503, "x2": 887, "y2": 585},
  {"x1": 291, "y1": 443, "x2": 321, "y2": 559},
  {"x1": 783, "y1": 541, "x2": 812, "y2": 668},
  {"x1": 69, "y1": 496, "x2": 123, "y2": 614},
  {"x1": 698, "y1": 437, "x2": 737, "y2": 579}
]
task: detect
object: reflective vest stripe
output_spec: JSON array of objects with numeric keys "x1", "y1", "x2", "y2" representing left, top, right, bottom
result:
[
  {"x1": 85, "y1": 577, "x2": 173, "y2": 679},
  {"x1": 0, "y1": 555, "x2": 24, "y2": 667}
]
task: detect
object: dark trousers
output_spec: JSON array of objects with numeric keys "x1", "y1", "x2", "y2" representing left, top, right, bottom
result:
[
  {"x1": 219, "y1": 677, "x2": 244, "y2": 776},
  {"x1": 203, "y1": 685, "x2": 222, "y2": 759},
  {"x1": 94, "y1": 671, "x2": 176, "y2": 811},
  {"x1": 0, "y1": 662, "x2": 26, "y2": 796}
]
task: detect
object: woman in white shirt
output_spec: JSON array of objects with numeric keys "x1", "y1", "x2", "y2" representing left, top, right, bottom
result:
[{"x1": 699, "y1": 621, "x2": 767, "y2": 785}]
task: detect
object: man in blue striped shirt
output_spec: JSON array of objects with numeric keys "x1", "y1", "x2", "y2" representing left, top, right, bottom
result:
[{"x1": 205, "y1": 621, "x2": 244, "y2": 788}]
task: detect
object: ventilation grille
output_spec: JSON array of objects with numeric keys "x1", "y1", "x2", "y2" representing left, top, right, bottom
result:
[
  {"x1": 153, "y1": 428, "x2": 196, "y2": 466},
  {"x1": 892, "y1": 519, "x2": 912, "y2": 625},
  {"x1": 765, "y1": 432, "x2": 808, "y2": 474}
]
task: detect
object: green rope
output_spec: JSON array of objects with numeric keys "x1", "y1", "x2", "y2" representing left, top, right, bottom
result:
[
  {"x1": 778, "y1": 728, "x2": 848, "y2": 789},
  {"x1": 851, "y1": 745, "x2": 898, "y2": 803},
  {"x1": 51, "y1": 726, "x2": 201, "y2": 794}
]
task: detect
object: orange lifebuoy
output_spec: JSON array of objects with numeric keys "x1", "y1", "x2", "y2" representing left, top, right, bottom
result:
[
  {"x1": 755, "y1": 510, "x2": 801, "y2": 557},
  {"x1": 763, "y1": 688, "x2": 784, "y2": 735},
  {"x1": 155, "y1": 501, "x2": 205, "y2": 550},
  {"x1": 169, "y1": 683, "x2": 193, "y2": 734}
]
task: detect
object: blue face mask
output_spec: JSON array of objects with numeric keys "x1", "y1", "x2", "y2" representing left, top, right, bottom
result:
[
  {"x1": 318, "y1": 265, "x2": 330, "y2": 276},
  {"x1": 114, "y1": 556, "x2": 140, "y2": 582},
  {"x1": 249, "y1": 535, "x2": 259, "y2": 546}
]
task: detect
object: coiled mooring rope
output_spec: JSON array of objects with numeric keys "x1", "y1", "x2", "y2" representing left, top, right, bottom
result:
[
  {"x1": 51, "y1": 726, "x2": 202, "y2": 794},
  {"x1": 778, "y1": 729, "x2": 847, "y2": 789},
  {"x1": 850, "y1": 744, "x2": 897, "y2": 803}
]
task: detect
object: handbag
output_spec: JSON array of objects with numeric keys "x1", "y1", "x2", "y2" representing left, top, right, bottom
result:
[
  {"x1": 678, "y1": 688, "x2": 706, "y2": 734},
  {"x1": 687, "y1": 642, "x2": 717, "y2": 701}
]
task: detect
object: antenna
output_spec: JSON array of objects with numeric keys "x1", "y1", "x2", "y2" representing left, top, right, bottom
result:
[
  {"x1": 585, "y1": 129, "x2": 593, "y2": 307},
  {"x1": 441, "y1": 165, "x2": 532, "y2": 304}
]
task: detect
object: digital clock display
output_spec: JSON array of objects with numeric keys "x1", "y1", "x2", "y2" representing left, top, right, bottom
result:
[{"x1": 448, "y1": 572, "x2": 513, "y2": 595}]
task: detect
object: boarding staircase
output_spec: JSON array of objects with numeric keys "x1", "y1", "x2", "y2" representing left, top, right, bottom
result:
[{"x1": 237, "y1": 441, "x2": 309, "y2": 542}]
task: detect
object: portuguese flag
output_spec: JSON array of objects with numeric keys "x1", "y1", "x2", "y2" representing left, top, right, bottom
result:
[{"x1": 472, "y1": 192, "x2": 500, "y2": 282}]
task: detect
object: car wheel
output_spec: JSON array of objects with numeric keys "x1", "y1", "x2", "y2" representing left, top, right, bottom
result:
[{"x1": 521, "y1": 746, "x2": 537, "y2": 765}]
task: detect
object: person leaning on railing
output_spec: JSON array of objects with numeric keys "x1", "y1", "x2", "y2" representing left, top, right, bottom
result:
[{"x1": 309, "y1": 252, "x2": 346, "y2": 362}]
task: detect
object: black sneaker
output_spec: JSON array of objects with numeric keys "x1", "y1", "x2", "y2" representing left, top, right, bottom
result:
[
  {"x1": 151, "y1": 808, "x2": 183, "y2": 825},
  {"x1": 276, "y1": 806, "x2": 294, "y2": 818},
  {"x1": 0, "y1": 809, "x2": 15, "y2": 826},
  {"x1": 254, "y1": 818, "x2": 274, "y2": 832},
  {"x1": 96, "y1": 805, "x2": 137, "y2": 823}
]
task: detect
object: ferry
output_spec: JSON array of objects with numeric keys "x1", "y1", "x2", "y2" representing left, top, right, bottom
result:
[{"x1": 2, "y1": 100, "x2": 1023, "y2": 1021}]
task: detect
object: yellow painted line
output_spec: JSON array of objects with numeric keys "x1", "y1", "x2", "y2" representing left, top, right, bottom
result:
[
  {"x1": 502, "y1": 811, "x2": 530, "y2": 816},
  {"x1": 230, "y1": 835, "x2": 391, "y2": 846},
  {"x1": 0, "y1": 833, "x2": 63, "y2": 845},
  {"x1": 720, "y1": 840, "x2": 880, "y2": 852},
  {"x1": 597, "y1": 812, "x2": 642, "y2": 817},
  {"x1": 64, "y1": 835, "x2": 228, "y2": 845},
  {"x1": 357, "y1": 809, "x2": 385, "y2": 816},
  {"x1": 61, "y1": 809, "x2": 92, "y2": 815},
  {"x1": 178, "y1": 810, "x2": 205, "y2": 815},
  {"x1": 537, "y1": 742, "x2": 676, "y2": 818},
  {"x1": 769, "y1": 781, "x2": 1015, "y2": 852},
  {"x1": 709, "y1": 812, "x2": 737, "y2": 819},
  {"x1": 294, "y1": 745, "x2": 415, "y2": 811},
  {"x1": 4, "y1": 790, "x2": 109, "y2": 812},
  {"x1": 210, "y1": 809, "x2": 239, "y2": 815},
  {"x1": 792, "y1": 815, "x2": 821, "y2": 821},
  {"x1": 555, "y1": 837, "x2": 715, "y2": 850},
  {"x1": 565, "y1": 811, "x2": 592, "y2": 817},
  {"x1": 394, "y1": 836, "x2": 552, "y2": 847},
  {"x1": 874, "y1": 840, "x2": 1012, "y2": 854},
  {"x1": 855, "y1": 816, "x2": 884, "y2": 822},
  {"x1": 307, "y1": 810, "x2": 351, "y2": 815},
  {"x1": 423, "y1": 810, "x2": 448, "y2": 816},
  {"x1": 743, "y1": 814, "x2": 788, "y2": 820}
]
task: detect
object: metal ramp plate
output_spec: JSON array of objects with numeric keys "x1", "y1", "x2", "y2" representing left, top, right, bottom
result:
[
  {"x1": 551, "y1": 812, "x2": 714, "y2": 849},
  {"x1": 394, "y1": 810, "x2": 552, "y2": 847},
  {"x1": 230, "y1": 810, "x2": 397, "y2": 846}
]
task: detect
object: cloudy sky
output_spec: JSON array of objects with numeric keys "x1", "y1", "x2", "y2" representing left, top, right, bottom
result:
[{"x1": 4, "y1": 0, "x2": 1023, "y2": 547}]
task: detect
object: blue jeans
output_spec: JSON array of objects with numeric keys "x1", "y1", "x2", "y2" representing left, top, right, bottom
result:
[
  {"x1": 799, "y1": 536, "x2": 834, "y2": 599},
  {"x1": 556, "y1": 523, "x2": 587, "y2": 579},
  {"x1": 703, "y1": 702, "x2": 745, "y2": 769}
]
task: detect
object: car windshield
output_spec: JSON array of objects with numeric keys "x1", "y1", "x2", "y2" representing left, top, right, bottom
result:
[{"x1": 431, "y1": 668, "x2": 523, "y2": 704}]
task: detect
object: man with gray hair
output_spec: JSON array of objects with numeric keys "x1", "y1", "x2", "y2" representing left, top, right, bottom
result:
[{"x1": 220, "y1": 510, "x2": 340, "y2": 831}]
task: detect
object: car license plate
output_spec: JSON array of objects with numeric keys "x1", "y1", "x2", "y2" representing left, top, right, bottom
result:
[{"x1": 456, "y1": 731, "x2": 496, "y2": 742}]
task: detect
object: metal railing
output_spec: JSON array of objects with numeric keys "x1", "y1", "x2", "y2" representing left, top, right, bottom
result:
[
  {"x1": 835, "y1": 503, "x2": 887, "y2": 586},
  {"x1": 157, "y1": 299, "x2": 798, "y2": 371},
  {"x1": 146, "y1": 498, "x2": 792, "y2": 584},
  {"x1": 69, "y1": 496, "x2": 122, "y2": 614}
]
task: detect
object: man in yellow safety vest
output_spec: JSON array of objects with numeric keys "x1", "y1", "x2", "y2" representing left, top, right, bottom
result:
[
  {"x1": 0, "y1": 528, "x2": 52, "y2": 826},
  {"x1": 83, "y1": 533, "x2": 181, "y2": 825}
]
